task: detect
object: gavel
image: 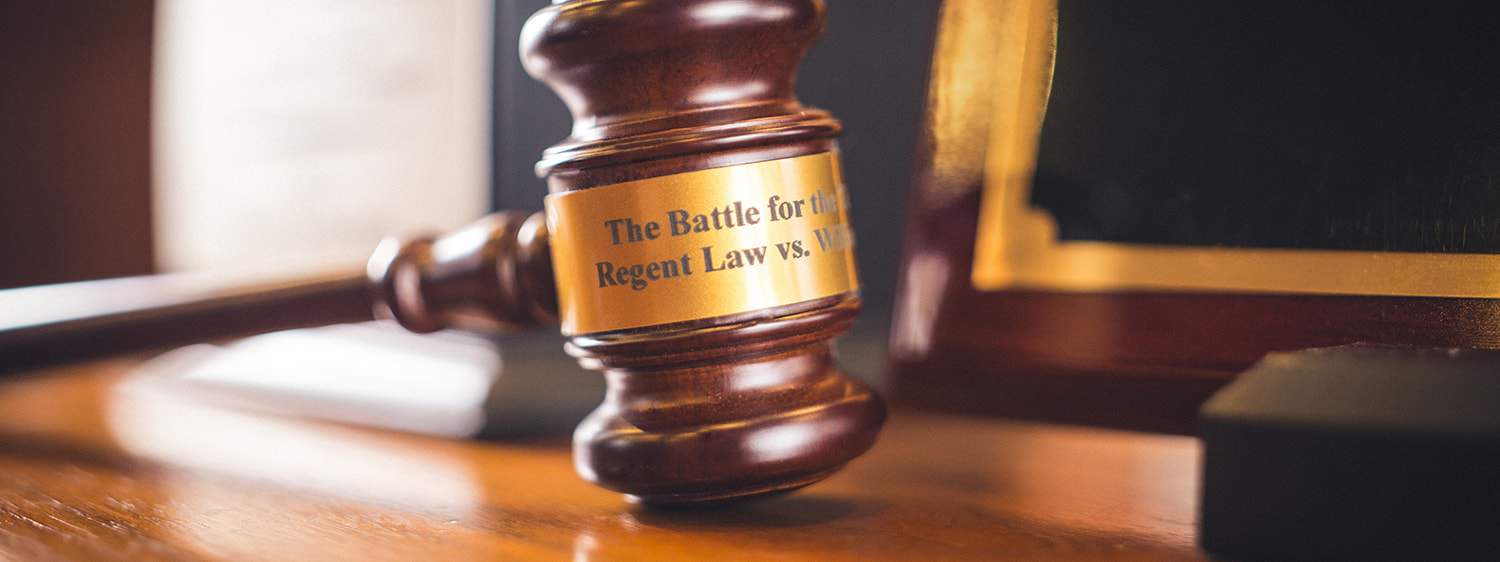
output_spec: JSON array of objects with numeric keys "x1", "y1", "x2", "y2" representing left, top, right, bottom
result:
[{"x1": 0, "y1": 0, "x2": 884, "y2": 506}]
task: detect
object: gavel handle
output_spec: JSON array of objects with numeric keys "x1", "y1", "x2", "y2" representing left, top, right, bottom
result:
[
  {"x1": 0, "y1": 271, "x2": 373, "y2": 373},
  {"x1": 0, "y1": 211, "x2": 557, "y2": 374}
]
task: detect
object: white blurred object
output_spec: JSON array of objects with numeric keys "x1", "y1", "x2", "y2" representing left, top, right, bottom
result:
[
  {"x1": 153, "y1": 0, "x2": 492, "y2": 273},
  {"x1": 130, "y1": 323, "x2": 501, "y2": 437},
  {"x1": 125, "y1": 323, "x2": 604, "y2": 438}
]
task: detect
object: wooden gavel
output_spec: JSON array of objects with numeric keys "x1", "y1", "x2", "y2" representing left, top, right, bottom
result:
[{"x1": 0, "y1": 0, "x2": 884, "y2": 506}]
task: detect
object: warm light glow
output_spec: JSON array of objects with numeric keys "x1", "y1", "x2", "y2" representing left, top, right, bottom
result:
[
  {"x1": 690, "y1": 0, "x2": 792, "y2": 26},
  {"x1": 691, "y1": 82, "x2": 771, "y2": 105},
  {"x1": 746, "y1": 423, "x2": 818, "y2": 463}
]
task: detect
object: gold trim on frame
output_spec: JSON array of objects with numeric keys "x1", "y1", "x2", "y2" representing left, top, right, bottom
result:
[{"x1": 970, "y1": 0, "x2": 1500, "y2": 298}]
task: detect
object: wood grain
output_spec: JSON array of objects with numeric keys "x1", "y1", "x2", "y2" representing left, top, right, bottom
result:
[{"x1": 0, "y1": 359, "x2": 1204, "y2": 561}]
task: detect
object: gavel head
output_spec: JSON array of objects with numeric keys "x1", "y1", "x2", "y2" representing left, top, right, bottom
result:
[{"x1": 373, "y1": 0, "x2": 884, "y2": 505}]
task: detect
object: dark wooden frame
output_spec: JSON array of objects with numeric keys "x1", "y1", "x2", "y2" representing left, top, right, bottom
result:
[{"x1": 887, "y1": 0, "x2": 1500, "y2": 435}]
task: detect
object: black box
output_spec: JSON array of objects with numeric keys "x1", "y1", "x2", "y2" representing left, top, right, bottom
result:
[{"x1": 1200, "y1": 345, "x2": 1500, "y2": 560}]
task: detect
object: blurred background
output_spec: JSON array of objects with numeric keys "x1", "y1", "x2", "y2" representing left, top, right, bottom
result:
[{"x1": 0, "y1": 0, "x2": 940, "y2": 328}]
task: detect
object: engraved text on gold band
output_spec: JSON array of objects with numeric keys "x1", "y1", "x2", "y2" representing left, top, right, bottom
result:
[{"x1": 545, "y1": 152, "x2": 859, "y2": 335}]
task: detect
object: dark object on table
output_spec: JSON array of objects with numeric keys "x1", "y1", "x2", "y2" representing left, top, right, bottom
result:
[{"x1": 1199, "y1": 345, "x2": 1500, "y2": 560}]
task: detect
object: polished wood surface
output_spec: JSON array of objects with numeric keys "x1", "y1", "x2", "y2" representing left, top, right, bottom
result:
[{"x1": 0, "y1": 358, "x2": 1205, "y2": 561}]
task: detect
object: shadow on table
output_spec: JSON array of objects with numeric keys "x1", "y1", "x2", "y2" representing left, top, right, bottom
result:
[{"x1": 627, "y1": 495, "x2": 885, "y2": 529}]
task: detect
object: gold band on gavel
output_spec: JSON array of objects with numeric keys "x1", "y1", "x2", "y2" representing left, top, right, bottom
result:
[{"x1": 545, "y1": 152, "x2": 860, "y2": 335}]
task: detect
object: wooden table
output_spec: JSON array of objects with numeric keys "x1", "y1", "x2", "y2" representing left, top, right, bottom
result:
[{"x1": 0, "y1": 359, "x2": 1207, "y2": 561}]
